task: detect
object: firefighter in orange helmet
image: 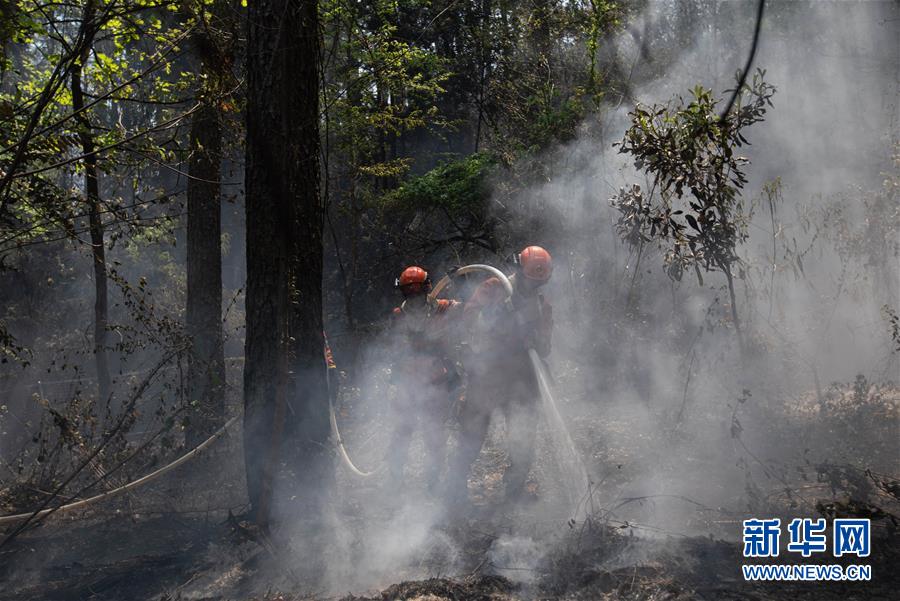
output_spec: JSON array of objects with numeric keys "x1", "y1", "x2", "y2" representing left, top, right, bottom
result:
[
  {"x1": 387, "y1": 265, "x2": 462, "y2": 492},
  {"x1": 445, "y1": 246, "x2": 554, "y2": 508}
]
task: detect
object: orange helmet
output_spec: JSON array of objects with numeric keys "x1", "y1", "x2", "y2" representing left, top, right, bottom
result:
[
  {"x1": 517, "y1": 246, "x2": 552, "y2": 281},
  {"x1": 396, "y1": 266, "x2": 431, "y2": 296}
]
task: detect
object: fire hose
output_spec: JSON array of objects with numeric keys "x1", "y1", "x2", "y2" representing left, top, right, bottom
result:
[
  {"x1": 327, "y1": 357, "x2": 382, "y2": 478},
  {"x1": 427, "y1": 264, "x2": 514, "y2": 303},
  {"x1": 3, "y1": 276, "x2": 586, "y2": 523},
  {"x1": 330, "y1": 263, "x2": 590, "y2": 510},
  {"x1": 0, "y1": 416, "x2": 238, "y2": 528},
  {"x1": 326, "y1": 265, "x2": 512, "y2": 478},
  {"x1": 435, "y1": 265, "x2": 590, "y2": 508}
]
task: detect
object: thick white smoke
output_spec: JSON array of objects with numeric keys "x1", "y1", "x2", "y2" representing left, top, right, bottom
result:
[
  {"x1": 274, "y1": 1, "x2": 899, "y2": 595},
  {"x1": 502, "y1": 0, "x2": 899, "y2": 549}
]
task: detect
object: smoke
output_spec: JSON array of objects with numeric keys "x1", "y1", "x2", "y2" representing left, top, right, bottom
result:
[
  {"x1": 238, "y1": 319, "x2": 462, "y2": 595},
  {"x1": 487, "y1": 534, "x2": 543, "y2": 583},
  {"x1": 217, "y1": 2, "x2": 900, "y2": 596},
  {"x1": 298, "y1": 1, "x2": 900, "y2": 594},
  {"x1": 6, "y1": 2, "x2": 885, "y2": 597},
  {"x1": 426, "y1": 0, "x2": 899, "y2": 585},
  {"x1": 536, "y1": 3, "x2": 900, "y2": 525}
]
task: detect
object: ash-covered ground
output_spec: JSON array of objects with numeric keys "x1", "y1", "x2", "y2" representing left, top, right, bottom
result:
[{"x1": 2, "y1": 371, "x2": 897, "y2": 601}]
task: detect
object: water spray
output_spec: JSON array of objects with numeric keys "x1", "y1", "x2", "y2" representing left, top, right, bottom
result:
[
  {"x1": 432, "y1": 264, "x2": 592, "y2": 514},
  {"x1": 330, "y1": 263, "x2": 591, "y2": 518}
]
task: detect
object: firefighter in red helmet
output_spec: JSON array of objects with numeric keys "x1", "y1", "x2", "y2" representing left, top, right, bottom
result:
[
  {"x1": 387, "y1": 265, "x2": 462, "y2": 492},
  {"x1": 445, "y1": 246, "x2": 554, "y2": 508}
]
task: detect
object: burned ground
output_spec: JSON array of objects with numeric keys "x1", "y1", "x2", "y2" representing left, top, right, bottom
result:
[{"x1": 2, "y1": 375, "x2": 897, "y2": 601}]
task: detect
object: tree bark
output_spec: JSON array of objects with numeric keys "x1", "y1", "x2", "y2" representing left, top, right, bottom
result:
[
  {"x1": 244, "y1": 0, "x2": 330, "y2": 527},
  {"x1": 71, "y1": 0, "x2": 110, "y2": 404},
  {"x1": 185, "y1": 9, "x2": 227, "y2": 447},
  {"x1": 185, "y1": 97, "x2": 225, "y2": 447}
]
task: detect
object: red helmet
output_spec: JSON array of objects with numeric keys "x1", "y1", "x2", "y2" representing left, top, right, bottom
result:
[
  {"x1": 518, "y1": 246, "x2": 552, "y2": 281},
  {"x1": 396, "y1": 266, "x2": 431, "y2": 296}
]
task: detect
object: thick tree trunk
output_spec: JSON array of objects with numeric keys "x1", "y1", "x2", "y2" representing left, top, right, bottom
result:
[
  {"x1": 244, "y1": 0, "x2": 330, "y2": 527},
  {"x1": 185, "y1": 95, "x2": 225, "y2": 447},
  {"x1": 71, "y1": 0, "x2": 110, "y2": 404}
]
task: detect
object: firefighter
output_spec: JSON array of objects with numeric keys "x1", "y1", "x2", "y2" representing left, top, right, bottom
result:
[
  {"x1": 445, "y1": 246, "x2": 553, "y2": 508},
  {"x1": 387, "y1": 265, "x2": 462, "y2": 493}
]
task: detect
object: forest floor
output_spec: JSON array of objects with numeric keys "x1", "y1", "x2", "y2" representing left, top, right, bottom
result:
[
  {"x1": 1, "y1": 489, "x2": 897, "y2": 601},
  {"x1": 0, "y1": 377, "x2": 898, "y2": 600}
]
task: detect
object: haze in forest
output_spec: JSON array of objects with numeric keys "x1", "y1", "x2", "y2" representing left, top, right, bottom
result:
[
  {"x1": 308, "y1": 0, "x2": 899, "y2": 592},
  {"x1": 0, "y1": 0, "x2": 897, "y2": 599}
]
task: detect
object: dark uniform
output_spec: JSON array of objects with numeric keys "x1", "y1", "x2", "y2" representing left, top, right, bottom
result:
[
  {"x1": 446, "y1": 273, "x2": 553, "y2": 505},
  {"x1": 387, "y1": 297, "x2": 462, "y2": 491}
]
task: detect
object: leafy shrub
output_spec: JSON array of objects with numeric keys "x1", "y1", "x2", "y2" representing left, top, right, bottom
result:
[{"x1": 380, "y1": 152, "x2": 497, "y2": 218}]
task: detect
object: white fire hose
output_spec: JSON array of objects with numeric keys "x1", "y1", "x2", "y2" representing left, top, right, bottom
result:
[
  {"x1": 331, "y1": 263, "x2": 590, "y2": 515},
  {"x1": 427, "y1": 264, "x2": 514, "y2": 304},
  {"x1": 0, "y1": 416, "x2": 238, "y2": 528},
  {"x1": 328, "y1": 265, "x2": 514, "y2": 479},
  {"x1": 328, "y1": 373, "x2": 382, "y2": 478},
  {"x1": 437, "y1": 265, "x2": 590, "y2": 509}
]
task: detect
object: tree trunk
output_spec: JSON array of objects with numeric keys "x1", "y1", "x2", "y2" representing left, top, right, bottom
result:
[
  {"x1": 723, "y1": 264, "x2": 744, "y2": 353},
  {"x1": 244, "y1": 0, "x2": 330, "y2": 527},
  {"x1": 185, "y1": 95, "x2": 225, "y2": 447},
  {"x1": 71, "y1": 0, "x2": 110, "y2": 404},
  {"x1": 184, "y1": 2, "x2": 229, "y2": 447}
]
